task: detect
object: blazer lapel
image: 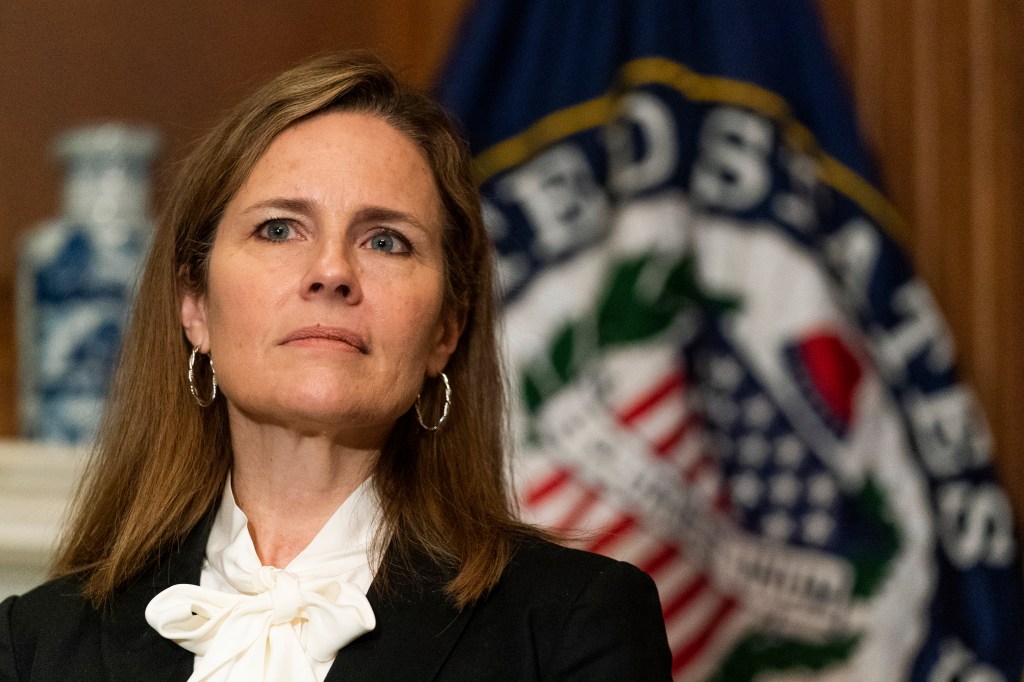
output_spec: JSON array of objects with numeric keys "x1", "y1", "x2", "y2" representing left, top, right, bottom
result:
[
  {"x1": 326, "y1": 548, "x2": 476, "y2": 682},
  {"x1": 101, "y1": 515, "x2": 213, "y2": 682}
]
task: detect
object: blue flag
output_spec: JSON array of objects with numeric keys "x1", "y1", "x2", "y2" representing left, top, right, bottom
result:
[{"x1": 438, "y1": 0, "x2": 1024, "y2": 679}]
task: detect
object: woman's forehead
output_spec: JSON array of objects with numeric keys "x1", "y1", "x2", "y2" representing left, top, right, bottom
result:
[{"x1": 232, "y1": 112, "x2": 440, "y2": 219}]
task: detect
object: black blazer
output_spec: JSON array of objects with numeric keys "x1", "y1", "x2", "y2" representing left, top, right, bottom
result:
[{"x1": 0, "y1": 517, "x2": 672, "y2": 681}]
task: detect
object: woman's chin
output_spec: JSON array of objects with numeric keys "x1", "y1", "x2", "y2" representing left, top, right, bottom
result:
[{"x1": 226, "y1": 393, "x2": 404, "y2": 442}]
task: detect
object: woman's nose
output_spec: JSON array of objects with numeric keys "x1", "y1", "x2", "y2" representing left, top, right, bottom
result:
[{"x1": 301, "y1": 240, "x2": 362, "y2": 303}]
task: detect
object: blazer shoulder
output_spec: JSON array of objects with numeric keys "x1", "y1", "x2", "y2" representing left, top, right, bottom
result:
[
  {"x1": 1, "y1": 574, "x2": 105, "y2": 681},
  {"x1": 460, "y1": 537, "x2": 673, "y2": 681},
  {"x1": 3, "y1": 572, "x2": 94, "y2": 635},
  {"x1": 503, "y1": 536, "x2": 658, "y2": 600}
]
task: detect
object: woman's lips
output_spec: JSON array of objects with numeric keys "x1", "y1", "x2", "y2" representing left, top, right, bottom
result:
[{"x1": 279, "y1": 326, "x2": 368, "y2": 352}]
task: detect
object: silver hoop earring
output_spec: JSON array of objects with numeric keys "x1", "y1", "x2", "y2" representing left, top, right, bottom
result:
[
  {"x1": 188, "y1": 346, "x2": 217, "y2": 408},
  {"x1": 415, "y1": 372, "x2": 451, "y2": 431}
]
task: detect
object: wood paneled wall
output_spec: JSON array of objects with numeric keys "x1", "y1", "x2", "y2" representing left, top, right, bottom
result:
[
  {"x1": 2, "y1": 1, "x2": 1022, "y2": 522},
  {"x1": 0, "y1": 0, "x2": 469, "y2": 434},
  {"x1": 817, "y1": 1, "x2": 1024, "y2": 523}
]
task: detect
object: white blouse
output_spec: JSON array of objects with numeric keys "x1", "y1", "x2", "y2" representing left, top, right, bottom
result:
[{"x1": 145, "y1": 477, "x2": 381, "y2": 682}]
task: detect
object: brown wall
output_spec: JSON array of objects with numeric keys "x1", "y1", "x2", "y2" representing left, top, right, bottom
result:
[
  {"x1": 0, "y1": 0, "x2": 469, "y2": 434},
  {"x1": 818, "y1": 1, "x2": 1024, "y2": 523},
  {"x1": 3, "y1": 2, "x2": 1022, "y2": 522}
]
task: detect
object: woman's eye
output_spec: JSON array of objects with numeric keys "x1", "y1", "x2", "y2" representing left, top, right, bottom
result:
[
  {"x1": 367, "y1": 231, "x2": 410, "y2": 254},
  {"x1": 260, "y1": 219, "x2": 292, "y2": 242}
]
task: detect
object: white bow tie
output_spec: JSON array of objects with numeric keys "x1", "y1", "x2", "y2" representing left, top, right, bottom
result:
[{"x1": 145, "y1": 480, "x2": 378, "y2": 682}]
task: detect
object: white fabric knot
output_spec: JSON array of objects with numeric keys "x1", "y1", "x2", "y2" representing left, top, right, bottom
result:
[
  {"x1": 263, "y1": 568, "x2": 302, "y2": 625},
  {"x1": 145, "y1": 478, "x2": 379, "y2": 682}
]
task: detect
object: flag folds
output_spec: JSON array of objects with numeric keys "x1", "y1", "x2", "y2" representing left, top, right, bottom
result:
[{"x1": 437, "y1": 1, "x2": 1024, "y2": 679}]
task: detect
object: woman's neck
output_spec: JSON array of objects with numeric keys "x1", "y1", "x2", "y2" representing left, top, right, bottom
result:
[{"x1": 227, "y1": 418, "x2": 378, "y2": 569}]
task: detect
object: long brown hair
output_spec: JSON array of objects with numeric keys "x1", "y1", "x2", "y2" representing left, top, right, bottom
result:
[{"x1": 51, "y1": 52, "x2": 540, "y2": 608}]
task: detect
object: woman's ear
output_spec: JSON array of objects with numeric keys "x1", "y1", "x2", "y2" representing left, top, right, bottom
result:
[
  {"x1": 180, "y1": 290, "x2": 210, "y2": 352},
  {"x1": 428, "y1": 311, "x2": 464, "y2": 377}
]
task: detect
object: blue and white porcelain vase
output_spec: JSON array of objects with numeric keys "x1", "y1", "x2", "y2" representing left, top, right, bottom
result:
[{"x1": 17, "y1": 124, "x2": 159, "y2": 444}]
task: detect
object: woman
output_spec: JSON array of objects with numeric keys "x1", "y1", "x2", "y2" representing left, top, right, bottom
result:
[{"x1": 0, "y1": 53, "x2": 671, "y2": 681}]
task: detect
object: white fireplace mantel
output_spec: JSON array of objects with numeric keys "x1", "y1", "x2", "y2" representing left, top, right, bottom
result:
[{"x1": 0, "y1": 440, "x2": 85, "y2": 597}]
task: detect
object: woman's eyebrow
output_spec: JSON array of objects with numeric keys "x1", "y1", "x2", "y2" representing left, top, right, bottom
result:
[
  {"x1": 242, "y1": 197, "x2": 317, "y2": 215},
  {"x1": 240, "y1": 200, "x2": 429, "y2": 231},
  {"x1": 354, "y1": 206, "x2": 430, "y2": 231}
]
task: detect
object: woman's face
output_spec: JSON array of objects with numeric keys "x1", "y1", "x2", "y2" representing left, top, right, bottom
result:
[{"x1": 181, "y1": 112, "x2": 460, "y2": 444}]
